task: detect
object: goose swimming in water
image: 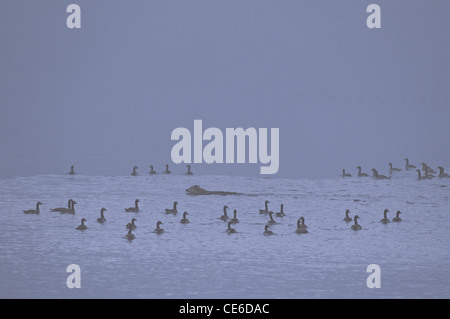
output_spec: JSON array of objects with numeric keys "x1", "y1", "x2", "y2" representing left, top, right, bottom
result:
[
  {"x1": 24, "y1": 201, "x2": 42, "y2": 215},
  {"x1": 421, "y1": 162, "x2": 436, "y2": 175},
  {"x1": 392, "y1": 210, "x2": 402, "y2": 222},
  {"x1": 131, "y1": 166, "x2": 139, "y2": 176},
  {"x1": 388, "y1": 163, "x2": 401, "y2": 175},
  {"x1": 180, "y1": 211, "x2": 190, "y2": 224},
  {"x1": 50, "y1": 199, "x2": 73, "y2": 213},
  {"x1": 163, "y1": 164, "x2": 171, "y2": 174},
  {"x1": 263, "y1": 224, "x2": 274, "y2": 236},
  {"x1": 351, "y1": 215, "x2": 361, "y2": 230},
  {"x1": 267, "y1": 211, "x2": 277, "y2": 225},
  {"x1": 380, "y1": 209, "x2": 390, "y2": 224},
  {"x1": 165, "y1": 201, "x2": 178, "y2": 214},
  {"x1": 226, "y1": 221, "x2": 236, "y2": 234},
  {"x1": 219, "y1": 205, "x2": 229, "y2": 221},
  {"x1": 342, "y1": 169, "x2": 351, "y2": 177},
  {"x1": 229, "y1": 209, "x2": 240, "y2": 224},
  {"x1": 153, "y1": 221, "x2": 164, "y2": 234},
  {"x1": 125, "y1": 228, "x2": 135, "y2": 240},
  {"x1": 96, "y1": 208, "x2": 107, "y2": 223},
  {"x1": 126, "y1": 218, "x2": 137, "y2": 230},
  {"x1": 76, "y1": 218, "x2": 87, "y2": 230},
  {"x1": 68, "y1": 165, "x2": 76, "y2": 175},
  {"x1": 438, "y1": 166, "x2": 450, "y2": 178},
  {"x1": 60, "y1": 200, "x2": 77, "y2": 214},
  {"x1": 275, "y1": 204, "x2": 285, "y2": 217},
  {"x1": 186, "y1": 165, "x2": 193, "y2": 175},
  {"x1": 416, "y1": 169, "x2": 432, "y2": 180},
  {"x1": 404, "y1": 158, "x2": 416, "y2": 170},
  {"x1": 356, "y1": 166, "x2": 369, "y2": 177},
  {"x1": 125, "y1": 199, "x2": 140, "y2": 212},
  {"x1": 295, "y1": 218, "x2": 308, "y2": 234},
  {"x1": 343, "y1": 209, "x2": 352, "y2": 222},
  {"x1": 149, "y1": 165, "x2": 157, "y2": 175},
  {"x1": 259, "y1": 200, "x2": 270, "y2": 214},
  {"x1": 371, "y1": 168, "x2": 391, "y2": 180}
]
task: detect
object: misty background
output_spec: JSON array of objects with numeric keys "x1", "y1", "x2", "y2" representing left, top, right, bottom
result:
[{"x1": 1, "y1": 0, "x2": 449, "y2": 179}]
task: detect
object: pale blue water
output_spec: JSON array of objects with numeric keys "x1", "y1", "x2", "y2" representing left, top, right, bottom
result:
[{"x1": 0, "y1": 172, "x2": 449, "y2": 298}]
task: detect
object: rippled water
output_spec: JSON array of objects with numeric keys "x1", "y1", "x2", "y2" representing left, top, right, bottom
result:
[{"x1": 0, "y1": 172, "x2": 449, "y2": 298}]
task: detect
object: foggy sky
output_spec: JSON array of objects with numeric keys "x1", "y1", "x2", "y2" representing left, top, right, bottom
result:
[{"x1": 1, "y1": 0, "x2": 449, "y2": 179}]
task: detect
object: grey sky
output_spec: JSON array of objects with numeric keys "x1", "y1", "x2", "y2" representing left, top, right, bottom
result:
[{"x1": 1, "y1": 0, "x2": 449, "y2": 179}]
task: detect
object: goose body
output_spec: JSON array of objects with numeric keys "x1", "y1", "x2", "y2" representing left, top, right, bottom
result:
[
  {"x1": 68, "y1": 165, "x2": 76, "y2": 175},
  {"x1": 371, "y1": 168, "x2": 391, "y2": 180},
  {"x1": 24, "y1": 201, "x2": 42, "y2": 215},
  {"x1": 60, "y1": 200, "x2": 77, "y2": 214},
  {"x1": 404, "y1": 158, "x2": 416, "y2": 170},
  {"x1": 226, "y1": 221, "x2": 236, "y2": 234},
  {"x1": 131, "y1": 166, "x2": 139, "y2": 176},
  {"x1": 229, "y1": 209, "x2": 240, "y2": 224},
  {"x1": 342, "y1": 169, "x2": 351, "y2": 177},
  {"x1": 389, "y1": 163, "x2": 401, "y2": 175},
  {"x1": 165, "y1": 201, "x2": 178, "y2": 214},
  {"x1": 126, "y1": 218, "x2": 137, "y2": 230},
  {"x1": 186, "y1": 165, "x2": 193, "y2": 175},
  {"x1": 356, "y1": 166, "x2": 369, "y2": 177},
  {"x1": 275, "y1": 204, "x2": 285, "y2": 217},
  {"x1": 96, "y1": 208, "x2": 107, "y2": 223},
  {"x1": 380, "y1": 209, "x2": 390, "y2": 224},
  {"x1": 50, "y1": 199, "x2": 72, "y2": 213},
  {"x1": 416, "y1": 169, "x2": 432, "y2": 180},
  {"x1": 153, "y1": 221, "x2": 164, "y2": 234},
  {"x1": 125, "y1": 228, "x2": 135, "y2": 240},
  {"x1": 295, "y1": 218, "x2": 308, "y2": 234},
  {"x1": 219, "y1": 205, "x2": 229, "y2": 221},
  {"x1": 351, "y1": 215, "x2": 362, "y2": 230},
  {"x1": 343, "y1": 209, "x2": 352, "y2": 222},
  {"x1": 267, "y1": 211, "x2": 277, "y2": 225},
  {"x1": 259, "y1": 200, "x2": 270, "y2": 214},
  {"x1": 392, "y1": 210, "x2": 402, "y2": 222},
  {"x1": 438, "y1": 166, "x2": 450, "y2": 178},
  {"x1": 125, "y1": 199, "x2": 140, "y2": 212},
  {"x1": 149, "y1": 165, "x2": 157, "y2": 175},
  {"x1": 163, "y1": 164, "x2": 171, "y2": 174},
  {"x1": 263, "y1": 224, "x2": 274, "y2": 236},
  {"x1": 76, "y1": 218, "x2": 88, "y2": 230},
  {"x1": 180, "y1": 211, "x2": 190, "y2": 224}
]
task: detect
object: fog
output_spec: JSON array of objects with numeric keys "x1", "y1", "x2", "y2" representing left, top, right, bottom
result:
[{"x1": 1, "y1": 0, "x2": 449, "y2": 179}]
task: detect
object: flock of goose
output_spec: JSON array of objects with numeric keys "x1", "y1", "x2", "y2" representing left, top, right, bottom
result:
[
  {"x1": 68, "y1": 164, "x2": 193, "y2": 176},
  {"x1": 342, "y1": 158, "x2": 450, "y2": 180}
]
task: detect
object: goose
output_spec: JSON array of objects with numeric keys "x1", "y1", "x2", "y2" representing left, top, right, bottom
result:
[
  {"x1": 68, "y1": 165, "x2": 76, "y2": 175},
  {"x1": 23, "y1": 201, "x2": 42, "y2": 215},
  {"x1": 267, "y1": 211, "x2": 277, "y2": 225},
  {"x1": 50, "y1": 199, "x2": 73, "y2": 212},
  {"x1": 371, "y1": 168, "x2": 391, "y2": 180},
  {"x1": 263, "y1": 224, "x2": 274, "y2": 236},
  {"x1": 165, "y1": 201, "x2": 178, "y2": 214},
  {"x1": 275, "y1": 204, "x2": 285, "y2": 217},
  {"x1": 218, "y1": 205, "x2": 229, "y2": 221},
  {"x1": 404, "y1": 158, "x2": 416, "y2": 170},
  {"x1": 226, "y1": 221, "x2": 236, "y2": 234},
  {"x1": 153, "y1": 221, "x2": 164, "y2": 234},
  {"x1": 125, "y1": 199, "x2": 140, "y2": 212},
  {"x1": 149, "y1": 165, "x2": 157, "y2": 175},
  {"x1": 76, "y1": 218, "x2": 87, "y2": 230},
  {"x1": 60, "y1": 200, "x2": 77, "y2": 214},
  {"x1": 351, "y1": 215, "x2": 362, "y2": 230},
  {"x1": 259, "y1": 200, "x2": 270, "y2": 214},
  {"x1": 393, "y1": 210, "x2": 402, "y2": 222},
  {"x1": 125, "y1": 228, "x2": 135, "y2": 240},
  {"x1": 343, "y1": 209, "x2": 352, "y2": 222},
  {"x1": 421, "y1": 162, "x2": 436, "y2": 175},
  {"x1": 295, "y1": 218, "x2": 308, "y2": 234},
  {"x1": 163, "y1": 164, "x2": 171, "y2": 174},
  {"x1": 380, "y1": 209, "x2": 390, "y2": 224},
  {"x1": 131, "y1": 166, "x2": 139, "y2": 176},
  {"x1": 126, "y1": 218, "x2": 137, "y2": 230},
  {"x1": 186, "y1": 165, "x2": 193, "y2": 175},
  {"x1": 180, "y1": 211, "x2": 190, "y2": 224},
  {"x1": 342, "y1": 169, "x2": 351, "y2": 177},
  {"x1": 356, "y1": 166, "x2": 369, "y2": 177},
  {"x1": 229, "y1": 209, "x2": 240, "y2": 224},
  {"x1": 388, "y1": 163, "x2": 401, "y2": 175},
  {"x1": 96, "y1": 208, "x2": 107, "y2": 223},
  {"x1": 438, "y1": 166, "x2": 450, "y2": 178},
  {"x1": 297, "y1": 216, "x2": 307, "y2": 229},
  {"x1": 416, "y1": 169, "x2": 432, "y2": 180}
]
